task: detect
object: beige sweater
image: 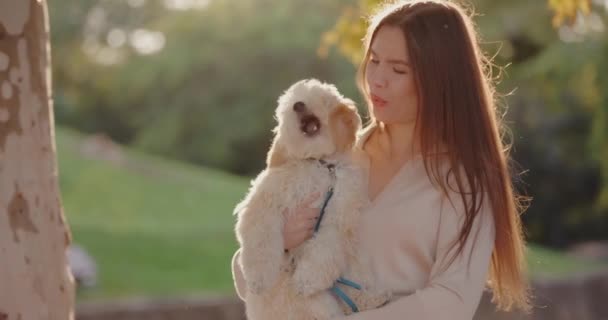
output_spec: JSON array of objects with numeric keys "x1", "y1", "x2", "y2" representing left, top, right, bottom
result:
[{"x1": 231, "y1": 126, "x2": 496, "y2": 320}]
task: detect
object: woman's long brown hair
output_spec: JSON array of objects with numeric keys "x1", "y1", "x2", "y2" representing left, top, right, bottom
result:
[{"x1": 357, "y1": 0, "x2": 531, "y2": 312}]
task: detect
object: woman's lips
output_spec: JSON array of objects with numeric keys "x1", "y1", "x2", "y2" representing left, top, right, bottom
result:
[{"x1": 371, "y1": 94, "x2": 387, "y2": 107}]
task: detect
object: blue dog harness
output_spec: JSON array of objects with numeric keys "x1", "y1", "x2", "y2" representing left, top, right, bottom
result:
[{"x1": 313, "y1": 159, "x2": 362, "y2": 313}]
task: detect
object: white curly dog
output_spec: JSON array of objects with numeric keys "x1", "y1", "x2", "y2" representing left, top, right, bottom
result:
[{"x1": 234, "y1": 79, "x2": 391, "y2": 320}]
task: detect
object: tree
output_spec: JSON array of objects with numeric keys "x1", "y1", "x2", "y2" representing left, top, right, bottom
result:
[{"x1": 0, "y1": 0, "x2": 75, "y2": 318}]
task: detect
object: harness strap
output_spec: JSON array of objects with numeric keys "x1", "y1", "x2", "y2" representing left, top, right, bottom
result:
[
  {"x1": 311, "y1": 159, "x2": 361, "y2": 313},
  {"x1": 331, "y1": 285, "x2": 360, "y2": 313}
]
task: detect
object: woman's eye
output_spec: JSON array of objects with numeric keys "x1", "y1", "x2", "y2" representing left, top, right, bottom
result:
[
  {"x1": 394, "y1": 69, "x2": 407, "y2": 74},
  {"x1": 370, "y1": 58, "x2": 379, "y2": 64}
]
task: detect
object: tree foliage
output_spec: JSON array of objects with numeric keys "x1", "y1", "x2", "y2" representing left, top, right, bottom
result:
[{"x1": 47, "y1": 0, "x2": 608, "y2": 245}]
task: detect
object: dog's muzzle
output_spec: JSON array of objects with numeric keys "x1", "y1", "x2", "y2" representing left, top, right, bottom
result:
[
  {"x1": 300, "y1": 115, "x2": 321, "y2": 136},
  {"x1": 293, "y1": 101, "x2": 321, "y2": 137}
]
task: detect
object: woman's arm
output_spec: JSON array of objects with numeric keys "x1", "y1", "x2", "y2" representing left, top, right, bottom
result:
[{"x1": 336, "y1": 198, "x2": 496, "y2": 320}]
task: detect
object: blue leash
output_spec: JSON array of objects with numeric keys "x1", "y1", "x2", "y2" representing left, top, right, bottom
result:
[{"x1": 312, "y1": 160, "x2": 361, "y2": 313}]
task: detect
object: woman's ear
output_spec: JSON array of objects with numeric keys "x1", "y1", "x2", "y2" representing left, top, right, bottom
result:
[
  {"x1": 330, "y1": 103, "x2": 362, "y2": 152},
  {"x1": 266, "y1": 132, "x2": 288, "y2": 168}
]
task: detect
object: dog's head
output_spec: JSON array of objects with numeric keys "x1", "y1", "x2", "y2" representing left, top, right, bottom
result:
[{"x1": 267, "y1": 79, "x2": 362, "y2": 167}]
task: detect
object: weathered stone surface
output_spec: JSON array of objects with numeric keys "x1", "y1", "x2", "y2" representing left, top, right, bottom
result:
[{"x1": 76, "y1": 271, "x2": 608, "y2": 320}]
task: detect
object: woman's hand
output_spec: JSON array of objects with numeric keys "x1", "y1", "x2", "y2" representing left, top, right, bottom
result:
[{"x1": 282, "y1": 192, "x2": 321, "y2": 251}]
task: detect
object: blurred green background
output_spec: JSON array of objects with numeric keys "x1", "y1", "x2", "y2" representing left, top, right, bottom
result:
[{"x1": 48, "y1": 0, "x2": 608, "y2": 301}]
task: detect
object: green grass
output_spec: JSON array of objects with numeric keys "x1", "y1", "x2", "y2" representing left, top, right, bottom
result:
[
  {"x1": 56, "y1": 127, "x2": 249, "y2": 300},
  {"x1": 55, "y1": 127, "x2": 606, "y2": 301},
  {"x1": 527, "y1": 244, "x2": 607, "y2": 278}
]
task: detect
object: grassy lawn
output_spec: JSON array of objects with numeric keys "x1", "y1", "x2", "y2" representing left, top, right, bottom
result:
[
  {"x1": 57, "y1": 127, "x2": 248, "y2": 300},
  {"x1": 527, "y1": 244, "x2": 607, "y2": 278},
  {"x1": 55, "y1": 127, "x2": 606, "y2": 301}
]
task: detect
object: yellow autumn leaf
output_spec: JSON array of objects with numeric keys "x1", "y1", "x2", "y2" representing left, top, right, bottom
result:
[{"x1": 548, "y1": 0, "x2": 592, "y2": 27}]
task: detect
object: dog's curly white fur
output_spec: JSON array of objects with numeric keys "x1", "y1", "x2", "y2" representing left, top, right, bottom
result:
[{"x1": 234, "y1": 79, "x2": 391, "y2": 320}]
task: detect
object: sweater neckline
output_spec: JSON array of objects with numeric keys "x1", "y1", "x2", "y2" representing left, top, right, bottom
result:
[{"x1": 354, "y1": 123, "x2": 423, "y2": 206}]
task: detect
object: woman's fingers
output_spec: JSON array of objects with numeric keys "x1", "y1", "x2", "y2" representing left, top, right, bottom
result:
[
  {"x1": 295, "y1": 229, "x2": 312, "y2": 243},
  {"x1": 290, "y1": 214, "x2": 317, "y2": 232},
  {"x1": 302, "y1": 207, "x2": 320, "y2": 220},
  {"x1": 285, "y1": 223, "x2": 316, "y2": 251},
  {"x1": 287, "y1": 213, "x2": 316, "y2": 232},
  {"x1": 282, "y1": 193, "x2": 324, "y2": 250},
  {"x1": 301, "y1": 215, "x2": 318, "y2": 231},
  {"x1": 302, "y1": 192, "x2": 321, "y2": 207},
  {"x1": 295, "y1": 211, "x2": 319, "y2": 232},
  {"x1": 296, "y1": 227, "x2": 315, "y2": 240}
]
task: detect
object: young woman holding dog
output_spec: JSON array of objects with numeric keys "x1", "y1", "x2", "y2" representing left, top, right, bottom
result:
[{"x1": 232, "y1": 0, "x2": 531, "y2": 319}]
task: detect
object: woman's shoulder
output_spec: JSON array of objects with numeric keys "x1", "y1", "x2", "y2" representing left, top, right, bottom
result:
[
  {"x1": 355, "y1": 125, "x2": 374, "y2": 150},
  {"x1": 350, "y1": 124, "x2": 375, "y2": 167}
]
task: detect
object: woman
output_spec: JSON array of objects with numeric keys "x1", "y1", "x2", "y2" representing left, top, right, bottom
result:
[{"x1": 232, "y1": 0, "x2": 531, "y2": 319}]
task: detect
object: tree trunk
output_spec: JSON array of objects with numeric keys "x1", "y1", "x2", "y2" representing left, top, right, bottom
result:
[{"x1": 0, "y1": 0, "x2": 75, "y2": 319}]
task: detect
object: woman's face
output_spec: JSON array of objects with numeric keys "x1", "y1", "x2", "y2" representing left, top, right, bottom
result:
[{"x1": 365, "y1": 25, "x2": 419, "y2": 125}]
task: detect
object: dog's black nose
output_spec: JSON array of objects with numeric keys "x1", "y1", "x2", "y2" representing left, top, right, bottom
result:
[{"x1": 293, "y1": 101, "x2": 306, "y2": 113}]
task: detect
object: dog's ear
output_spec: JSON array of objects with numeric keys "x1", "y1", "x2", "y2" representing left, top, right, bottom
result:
[
  {"x1": 266, "y1": 132, "x2": 288, "y2": 168},
  {"x1": 330, "y1": 103, "x2": 362, "y2": 152}
]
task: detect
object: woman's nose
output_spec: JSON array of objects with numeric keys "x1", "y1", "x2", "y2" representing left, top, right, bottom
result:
[{"x1": 369, "y1": 70, "x2": 388, "y2": 89}]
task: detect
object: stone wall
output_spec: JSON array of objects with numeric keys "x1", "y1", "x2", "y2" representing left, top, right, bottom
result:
[
  {"x1": 76, "y1": 270, "x2": 608, "y2": 320},
  {"x1": 475, "y1": 270, "x2": 608, "y2": 320},
  {"x1": 76, "y1": 296, "x2": 246, "y2": 320}
]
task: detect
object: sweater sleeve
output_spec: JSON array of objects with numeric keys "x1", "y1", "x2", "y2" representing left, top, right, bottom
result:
[
  {"x1": 335, "y1": 196, "x2": 496, "y2": 320},
  {"x1": 231, "y1": 248, "x2": 248, "y2": 301}
]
